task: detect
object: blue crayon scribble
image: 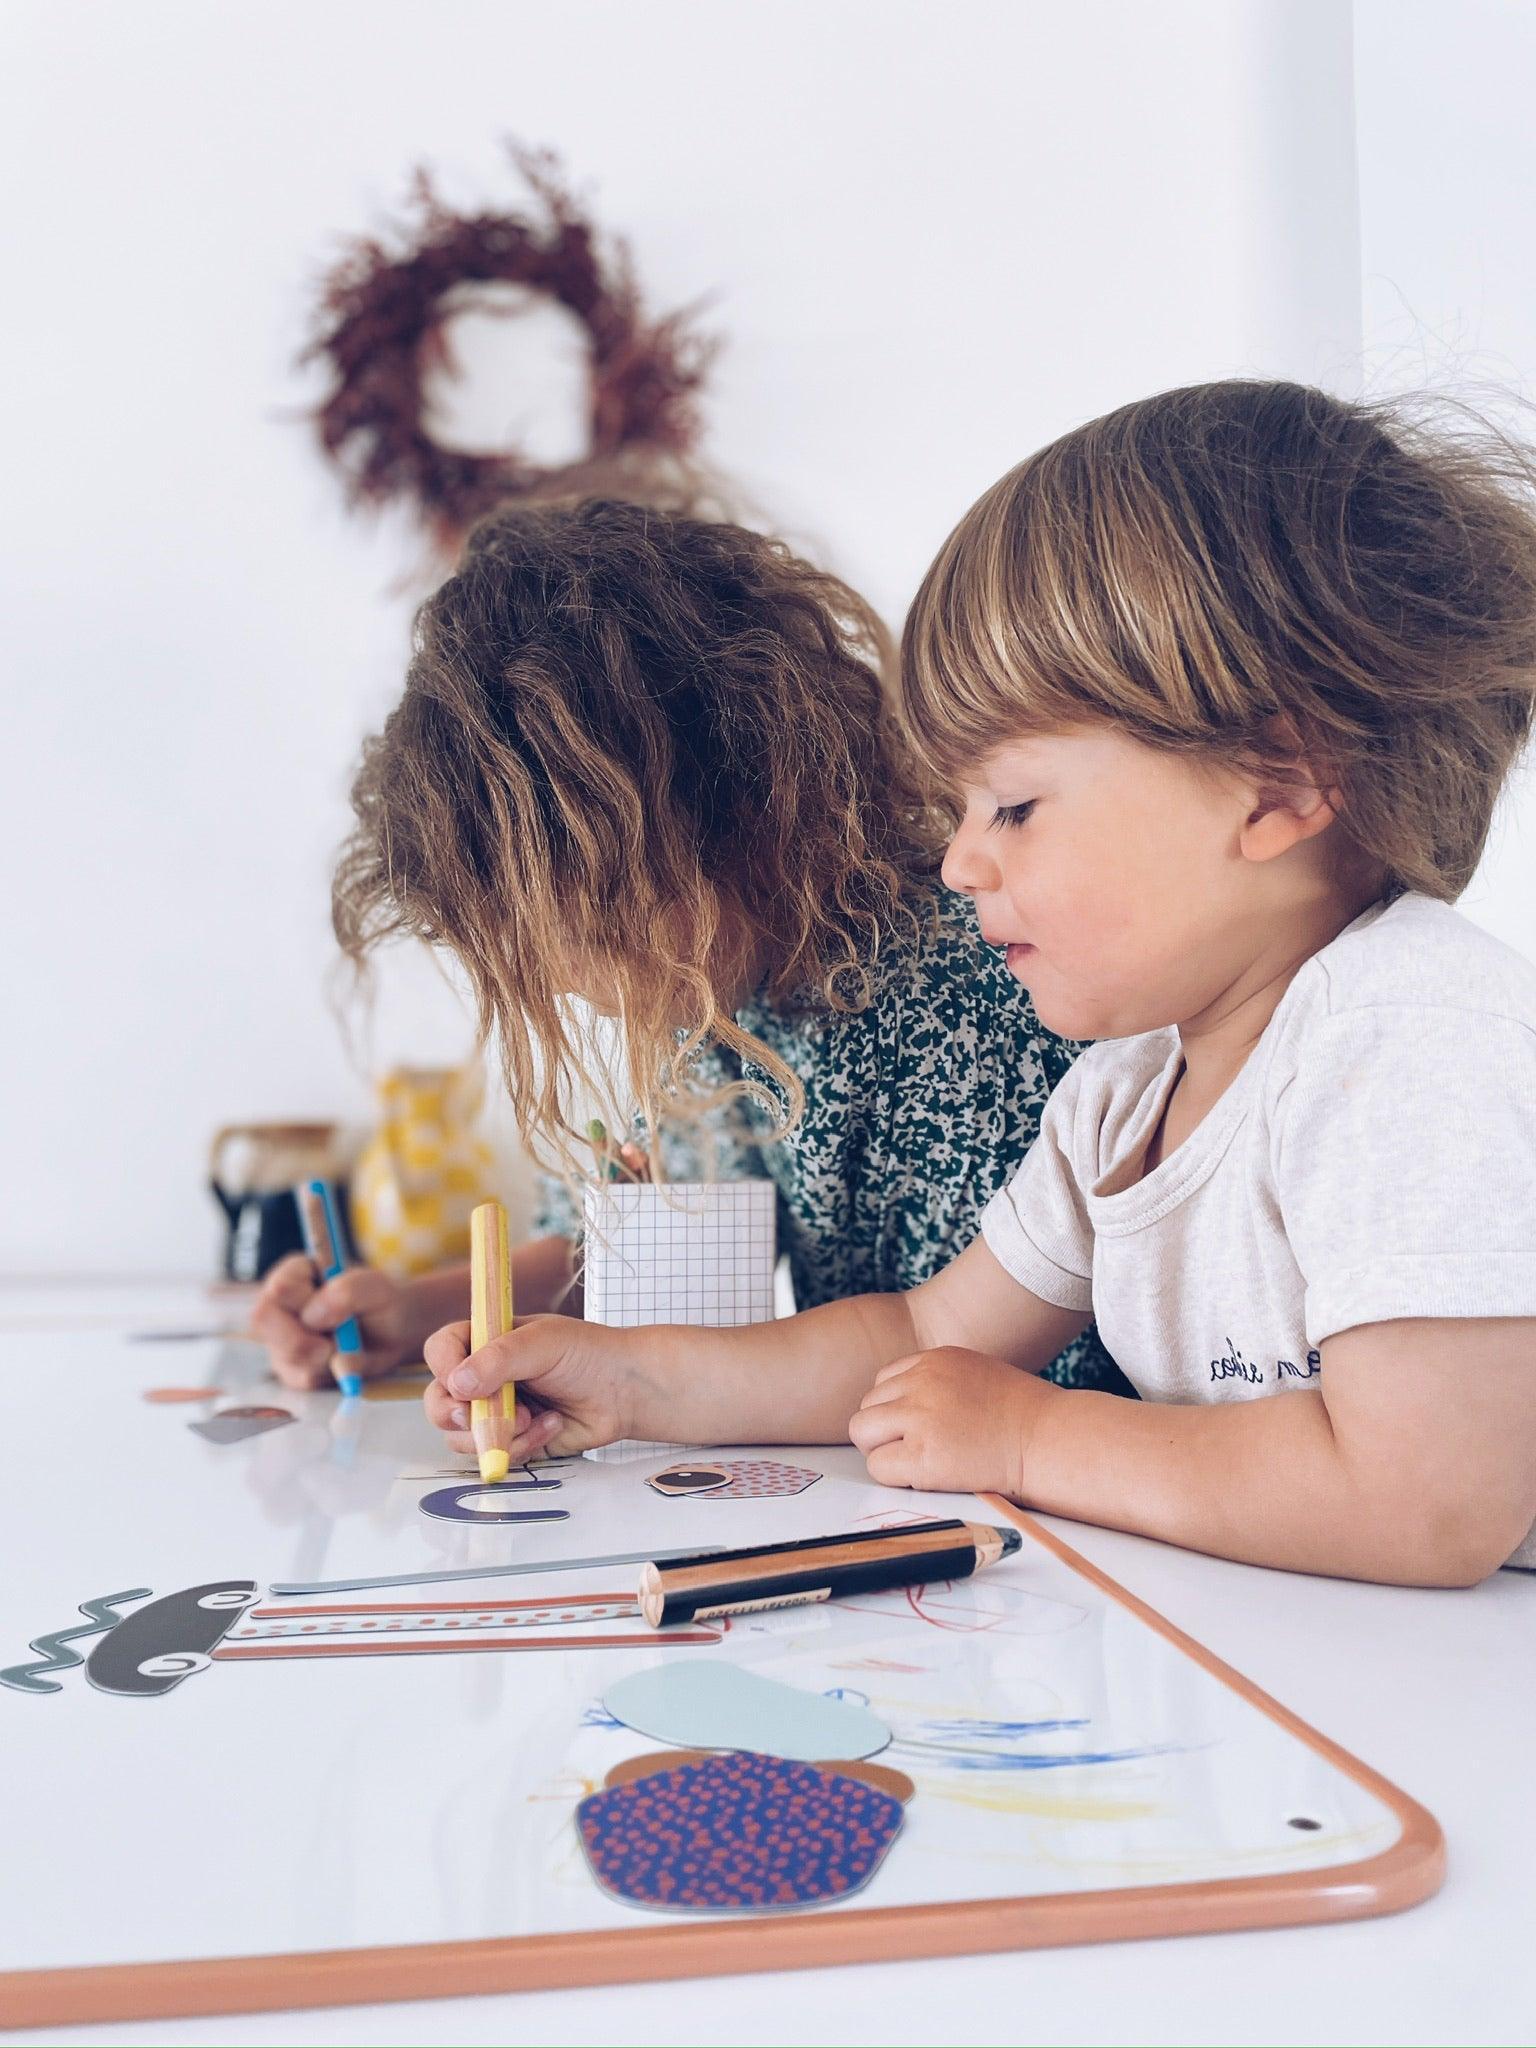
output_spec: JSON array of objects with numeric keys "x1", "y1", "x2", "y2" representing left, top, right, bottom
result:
[
  {"x1": 895, "y1": 1713, "x2": 1187, "y2": 1772},
  {"x1": 581, "y1": 1703, "x2": 626, "y2": 1730},
  {"x1": 1, "y1": 1590, "x2": 153, "y2": 1695},
  {"x1": 897, "y1": 1742, "x2": 1184, "y2": 1772},
  {"x1": 918, "y1": 1716, "x2": 1090, "y2": 1737}
]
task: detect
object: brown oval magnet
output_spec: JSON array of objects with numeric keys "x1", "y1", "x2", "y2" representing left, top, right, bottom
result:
[{"x1": 647, "y1": 1463, "x2": 732, "y2": 1498}]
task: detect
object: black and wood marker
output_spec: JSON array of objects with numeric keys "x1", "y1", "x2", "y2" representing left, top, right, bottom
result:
[{"x1": 637, "y1": 1518, "x2": 1022, "y2": 1629}]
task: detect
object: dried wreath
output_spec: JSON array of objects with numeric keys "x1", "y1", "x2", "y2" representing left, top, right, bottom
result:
[{"x1": 306, "y1": 146, "x2": 715, "y2": 547}]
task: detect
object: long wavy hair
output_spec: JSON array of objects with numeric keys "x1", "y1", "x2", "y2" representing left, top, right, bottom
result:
[
  {"x1": 334, "y1": 499, "x2": 942, "y2": 1179},
  {"x1": 904, "y1": 381, "x2": 1536, "y2": 900}
]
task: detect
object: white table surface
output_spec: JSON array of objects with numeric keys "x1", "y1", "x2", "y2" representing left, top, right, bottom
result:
[{"x1": 4, "y1": 1283, "x2": 1533, "y2": 2048}]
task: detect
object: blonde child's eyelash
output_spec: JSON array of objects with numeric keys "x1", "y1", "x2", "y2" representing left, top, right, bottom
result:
[{"x1": 988, "y1": 801, "x2": 1037, "y2": 831}]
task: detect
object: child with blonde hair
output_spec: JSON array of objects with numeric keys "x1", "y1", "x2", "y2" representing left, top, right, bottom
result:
[{"x1": 427, "y1": 382, "x2": 1536, "y2": 1585}]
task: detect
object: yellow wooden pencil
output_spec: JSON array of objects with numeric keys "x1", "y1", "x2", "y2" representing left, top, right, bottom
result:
[{"x1": 468, "y1": 1199, "x2": 515, "y2": 1484}]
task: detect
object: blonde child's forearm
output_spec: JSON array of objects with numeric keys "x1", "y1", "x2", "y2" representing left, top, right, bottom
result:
[
  {"x1": 616, "y1": 1291, "x2": 921, "y2": 1447},
  {"x1": 1020, "y1": 1387, "x2": 1489, "y2": 1587}
]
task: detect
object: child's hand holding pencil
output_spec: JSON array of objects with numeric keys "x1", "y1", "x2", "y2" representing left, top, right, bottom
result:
[
  {"x1": 423, "y1": 1310, "x2": 631, "y2": 1464},
  {"x1": 249, "y1": 1255, "x2": 413, "y2": 1392}
]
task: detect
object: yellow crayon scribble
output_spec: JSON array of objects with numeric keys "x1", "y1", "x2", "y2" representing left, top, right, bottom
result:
[
  {"x1": 830, "y1": 1657, "x2": 928, "y2": 1675},
  {"x1": 526, "y1": 1770, "x2": 597, "y2": 1804},
  {"x1": 1027, "y1": 1820, "x2": 1394, "y2": 1886},
  {"x1": 930, "y1": 1779, "x2": 1163, "y2": 1823}
]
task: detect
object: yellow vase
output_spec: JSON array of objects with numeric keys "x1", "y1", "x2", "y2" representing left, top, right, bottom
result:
[{"x1": 349, "y1": 1064, "x2": 496, "y2": 1278}]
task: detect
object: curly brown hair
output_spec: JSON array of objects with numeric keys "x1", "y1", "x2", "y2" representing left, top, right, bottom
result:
[
  {"x1": 903, "y1": 381, "x2": 1536, "y2": 900},
  {"x1": 334, "y1": 499, "x2": 942, "y2": 1177}
]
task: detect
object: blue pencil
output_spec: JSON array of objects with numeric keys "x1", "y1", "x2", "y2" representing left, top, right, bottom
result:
[{"x1": 295, "y1": 1178, "x2": 363, "y2": 1397}]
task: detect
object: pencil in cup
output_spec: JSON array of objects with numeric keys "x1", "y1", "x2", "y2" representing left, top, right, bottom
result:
[
  {"x1": 587, "y1": 1118, "x2": 649, "y2": 1183},
  {"x1": 294, "y1": 1179, "x2": 363, "y2": 1398},
  {"x1": 637, "y1": 1518, "x2": 1022, "y2": 1628},
  {"x1": 468, "y1": 1199, "x2": 516, "y2": 1484}
]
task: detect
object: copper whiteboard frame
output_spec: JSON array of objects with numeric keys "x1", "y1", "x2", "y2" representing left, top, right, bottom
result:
[{"x1": 0, "y1": 1504, "x2": 1445, "y2": 2028}]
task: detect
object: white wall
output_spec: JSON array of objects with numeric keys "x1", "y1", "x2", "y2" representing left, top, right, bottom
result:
[
  {"x1": 1355, "y1": 0, "x2": 1536, "y2": 967},
  {"x1": 0, "y1": 0, "x2": 1433, "y2": 1273}
]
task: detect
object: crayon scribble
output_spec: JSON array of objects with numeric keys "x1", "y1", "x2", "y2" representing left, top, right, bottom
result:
[
  {"x1": 933, "y1": 1779, "x2": 1164, "y2": 1822},
  {"x1": 893, "y1": 1713, "x2": 1184, "y2": 1773}
]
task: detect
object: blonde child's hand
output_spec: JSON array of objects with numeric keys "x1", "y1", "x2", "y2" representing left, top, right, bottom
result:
[
  {"x1": 848, "y1": 1346, "x2": 1052, "y2": 1499},
  {"x1": 423, "y1": 1313, "x2": 634, "y2": 1463},
  {"x1": 248, "y1": 1253, "x2": 412, "y2": 1391}
]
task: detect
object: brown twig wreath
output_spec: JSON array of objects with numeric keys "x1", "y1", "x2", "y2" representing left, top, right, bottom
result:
[{"x1": 306, "y1": 145, "x2": 717, "y2": 548}]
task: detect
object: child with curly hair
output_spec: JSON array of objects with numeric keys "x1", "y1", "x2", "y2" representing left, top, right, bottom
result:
[{"x1": 250, "y1": 499, "x2": 1120, "y2": 1394}]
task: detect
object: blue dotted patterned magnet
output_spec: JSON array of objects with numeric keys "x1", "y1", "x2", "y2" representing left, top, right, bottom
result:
[{"x1": 576, "y1": 1750, "x2": 903, "y2": 1913}]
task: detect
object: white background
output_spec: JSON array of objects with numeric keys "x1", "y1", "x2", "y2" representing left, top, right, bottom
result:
[{"x1": 2, "y1": 0, "x2": 1532, "y2": 1274}]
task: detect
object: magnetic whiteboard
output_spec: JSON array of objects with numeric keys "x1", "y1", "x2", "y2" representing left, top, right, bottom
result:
[{"x1": 0, "y1": 1333, "x2": 1441, "y2": 2027}]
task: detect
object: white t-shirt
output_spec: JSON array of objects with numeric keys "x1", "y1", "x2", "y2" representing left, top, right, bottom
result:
[{"x1": 980, "y1": 894, "x2": 1536, "y2": 1568}]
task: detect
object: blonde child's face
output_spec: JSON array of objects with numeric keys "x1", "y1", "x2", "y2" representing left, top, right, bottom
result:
[{"x1": 942, "y1": 726, "x2": 1303, "y2": 1042}]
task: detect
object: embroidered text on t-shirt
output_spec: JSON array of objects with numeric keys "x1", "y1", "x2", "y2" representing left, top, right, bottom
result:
[
  {"x1": 1209, "y1": 1341, "x2": 1321, "y2": 1386},
  {"x1": 1276, "y1": 1352, "x2": 1322, "y2": 1381}
]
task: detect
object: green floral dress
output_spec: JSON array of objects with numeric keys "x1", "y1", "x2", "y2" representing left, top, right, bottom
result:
[{"x1": 534, "y1": 889, "x2": 1129, "y2": 1392}]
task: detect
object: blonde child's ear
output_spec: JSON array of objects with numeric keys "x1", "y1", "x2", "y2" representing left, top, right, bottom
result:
[
  {"x1": 1239, "y1": 783, "x2": 1341, "y2": 865},
  {"x1": 1236, "y1": 717, "x2": 1343, "y2": 865}
]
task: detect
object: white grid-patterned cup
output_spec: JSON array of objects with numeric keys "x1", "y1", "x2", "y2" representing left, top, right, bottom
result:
[{"x1": 581, "y1": 1181, "x2": 776, "y2": 1328}]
